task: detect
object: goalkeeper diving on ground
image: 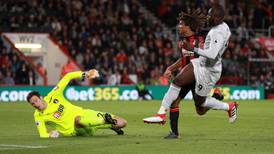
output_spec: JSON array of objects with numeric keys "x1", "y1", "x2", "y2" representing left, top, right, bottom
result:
[{"x1": 27, "y1": 69, "x2": 127, "y2": 138}]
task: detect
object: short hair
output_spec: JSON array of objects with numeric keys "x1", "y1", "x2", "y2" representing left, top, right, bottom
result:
[
  {"x1": 177, "y1": 9, "x2": 207, "y2": 32},
  {"x1": 26, "y1": 91, "x2": 41, "y2": 102},
  {"x1": 211, "y1": 4, "x2": 225, "y2": 20}
]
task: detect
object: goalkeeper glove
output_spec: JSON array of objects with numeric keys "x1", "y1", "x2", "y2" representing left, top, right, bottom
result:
[{"x1": 86, "y1": 69, "x2": 100, "y2": 79}]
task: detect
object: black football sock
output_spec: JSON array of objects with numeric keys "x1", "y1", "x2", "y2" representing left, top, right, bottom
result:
[{"x1": 169, "y1": 108, "x2": 179, "y2": 135}]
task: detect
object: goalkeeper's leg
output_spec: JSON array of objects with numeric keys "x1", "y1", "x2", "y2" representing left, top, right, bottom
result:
[
  {"x1": 88, "y1": 114, "x2": 127, "y2": 135},
  {"x1": 75, "y1": 109, "x2": 127, "y2": 135}
]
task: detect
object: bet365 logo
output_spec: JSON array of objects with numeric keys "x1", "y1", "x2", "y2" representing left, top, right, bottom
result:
[{"x1": 53, "y1": 104, "x2": 64, "y2": 119}]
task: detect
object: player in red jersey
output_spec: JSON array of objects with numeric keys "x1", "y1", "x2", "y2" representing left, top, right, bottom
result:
[{"x1": 144, "y1": 10, "x2": 224, "y2": 139}]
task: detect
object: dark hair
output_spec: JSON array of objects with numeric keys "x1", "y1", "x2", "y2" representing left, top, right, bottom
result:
[
  {"x1": 177, "y1": 9, "x2": 207, "y2": 32},
  {"x1": 27, "y1": 91, "x2": 41, "y2": 102},
  {"x1": 211, "y1": 4, "x2": 225, "y2": 21}
]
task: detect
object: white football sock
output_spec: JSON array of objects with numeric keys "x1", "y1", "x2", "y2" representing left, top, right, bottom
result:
[
  {"x1": 157, "y1": 83, "x2": 181, "y2": 114},
  {"x1": 157, "y1": 106, "x2": 166, "y2": 114},
  {"x1": 201, "y1": 97, "x2": 229, "y2": 111}
]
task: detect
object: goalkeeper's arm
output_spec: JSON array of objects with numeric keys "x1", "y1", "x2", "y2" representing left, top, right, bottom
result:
[
  {"x1": 35, "y1": 116, "x2": 50, "y2": 138},
  {"x1": 36, "y1": 123, "x2": 59, "y2": 138},
  {"x1": 54, "y1": 69, "x2": 99, "y2": 94},
  {"x1": 35, "y1": 116, "x2": 63, "y2": 138}
]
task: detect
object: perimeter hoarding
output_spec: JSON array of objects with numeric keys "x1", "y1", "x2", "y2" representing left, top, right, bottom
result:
[{"x1": 0, "y1": 86, "x2": 264, "y2": 102}]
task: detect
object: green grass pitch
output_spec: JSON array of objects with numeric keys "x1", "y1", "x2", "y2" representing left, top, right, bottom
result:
[{"x1": 0, "y1": 100, "x2": 274, "y2": 154}]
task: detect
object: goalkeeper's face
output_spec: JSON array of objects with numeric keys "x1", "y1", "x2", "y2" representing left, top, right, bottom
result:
[{"x1": 28, "y1": 95, "x2": 46, "y2": 111}]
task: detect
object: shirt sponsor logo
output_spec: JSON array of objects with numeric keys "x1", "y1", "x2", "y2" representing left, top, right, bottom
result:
[
  {"x1": 53, "y1": 111, "x2": 61, "y2": 119},
  {"x1": 58, "y1": 104, "x2": 64, "y2": 112},
  {"x1": 53, "y1": 104, "x2": 64, "y2": 119}
]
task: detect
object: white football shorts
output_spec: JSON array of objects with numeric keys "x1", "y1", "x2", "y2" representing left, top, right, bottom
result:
[{"x1": 191, "y1": 59, "x2": 221, "y2": 96}]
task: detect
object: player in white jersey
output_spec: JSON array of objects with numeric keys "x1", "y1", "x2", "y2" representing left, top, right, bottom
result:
[{"x1": 143, "y1": 4, "x2": 238, "y2": 125}]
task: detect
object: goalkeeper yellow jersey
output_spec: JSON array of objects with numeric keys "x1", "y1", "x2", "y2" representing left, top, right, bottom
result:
[{"x1": 34, "y1": 71, "x2": 85, "y2": 138}]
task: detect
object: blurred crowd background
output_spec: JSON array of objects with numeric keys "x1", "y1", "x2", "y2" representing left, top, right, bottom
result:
[{"x1": 0, "y1": 0, "x2": 273, "y2": 95}]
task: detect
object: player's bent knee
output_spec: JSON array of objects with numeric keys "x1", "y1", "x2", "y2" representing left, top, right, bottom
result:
[
  {"x1": 193, "y1": 94, "x2": 206, "y2": 107},
  {"x1": 196, "y1": 109, "x2": 206, "y2": 116},
  {"x1": 195, "y1": 106, "x2": 209, "y2": 116}
]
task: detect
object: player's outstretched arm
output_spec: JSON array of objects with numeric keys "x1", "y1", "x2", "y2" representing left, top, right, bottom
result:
[
  {"x1": 35, "y1": 116, "x2": 50, "y2": 138},
  {"x1": 55, "y1": 69, "x2": 100, "y2": 94}
]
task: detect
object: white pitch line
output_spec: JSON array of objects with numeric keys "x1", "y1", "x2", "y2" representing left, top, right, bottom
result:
[
  {"x1": 0, "y1": 147, "x2": 22, "y2": 150},
  {"x1": 0, "y1": 144, "x2": 48, "y2": 150}
]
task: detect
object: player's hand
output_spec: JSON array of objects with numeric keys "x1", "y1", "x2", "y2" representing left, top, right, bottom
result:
[
  {"x1": 182, "y1": 40, "x2": 194, "y2": 51},
  {"x1": 49, "y1": 130, "x2": 60, "y2": 138},
  {"x1": 163, "y1": 68, "x2": 173, "y2": 80},
  {"x1": 86, "y1": 69, "x2": 100, "y2": 79}
]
